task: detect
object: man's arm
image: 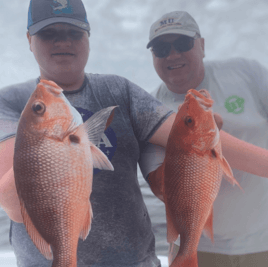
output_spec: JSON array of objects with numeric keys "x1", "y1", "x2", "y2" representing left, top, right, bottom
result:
[
  {"x1": 0, "y1": 137, "x2": 23, "y2": 223},
  {"x1": 220, "y1": 130, "x2": 268, "y2": 176},
  {"x1": 148, "y1": 113, "x2": 176, "y2": 147}
]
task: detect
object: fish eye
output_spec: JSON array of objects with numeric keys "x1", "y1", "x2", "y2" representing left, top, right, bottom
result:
[
  {"x1": 69, "y1": 134, "x2": 80, "y2": 144},
  {"x1": 184, "y1": 116, "x2": 194, "y2": 127},
  {"x1": 32, "y1": 102, "x2": 46, "y2": 115}
]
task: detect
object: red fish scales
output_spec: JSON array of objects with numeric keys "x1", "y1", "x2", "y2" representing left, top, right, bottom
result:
[
  {"x1": 164, "y1": 146, "x2": 223, "y2": 251},
  {"x1": 15, "y1": 131, "x2": 92, "y2": 266}
]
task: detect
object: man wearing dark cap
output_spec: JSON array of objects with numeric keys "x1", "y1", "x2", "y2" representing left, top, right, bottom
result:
[
  {"x1": 140, "y1": 11, "x2": 268, "y2": 267},
  {"x1": 0, "y1": 1, "x2": 176, "y2": 266}
]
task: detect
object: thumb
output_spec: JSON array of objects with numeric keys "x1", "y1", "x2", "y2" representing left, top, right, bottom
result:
[{"x1": 214, "y1": 112, "x2": 223, "y2": 130}]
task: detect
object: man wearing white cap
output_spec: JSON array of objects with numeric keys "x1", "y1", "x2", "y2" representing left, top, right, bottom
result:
[{"x1": 140, "y1": 11, "x2": 268, "y2": 267}]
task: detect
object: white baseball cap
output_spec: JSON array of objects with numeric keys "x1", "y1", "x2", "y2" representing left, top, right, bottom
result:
[{"x1": 147, "y1": 11, "x2": 201, "y2": 48}]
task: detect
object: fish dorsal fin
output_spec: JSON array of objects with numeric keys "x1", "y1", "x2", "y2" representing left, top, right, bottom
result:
[
  {"x1": 84, "y1": 106, "x2": 117, "y2": 145},
  {"x1": 79, "y1": 200, "x2": 93, "y2": 240},
  {"x1": 90, "y1": 144, "x2": 114, "y2": 171},
  {"x1": 20, "y1": 200, "x2": 53, "y2": 260},
  {"x1": 213, "y1": 149, "x2": 243, "y2": 191},
  {"x1": 203, "y1": 207, "x2": 214, "y2": 243}
]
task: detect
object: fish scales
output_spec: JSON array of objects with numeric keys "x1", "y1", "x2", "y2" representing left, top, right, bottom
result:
[
  {"x1": 165, "y1": 149, "x2": 222, "y2": 241},
  {"x1": 163, "y1": 89, "x2": 241, "y2": 267},
  {"x1": 15, "y1": 110, "x2": 93, "y2": 266},
  {"x1": 14, "y1": 80, "x2": 115, "y2": 267}
]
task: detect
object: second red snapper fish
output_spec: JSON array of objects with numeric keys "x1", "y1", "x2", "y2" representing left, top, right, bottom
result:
[
  {"x1": 162, "y1": 89, "x2": 242, "y2": 267},
  {"x1": 13, "y1": 80, "x2": 116, "y2": 267}
]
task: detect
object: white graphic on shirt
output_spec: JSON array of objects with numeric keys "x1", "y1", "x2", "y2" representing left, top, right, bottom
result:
[{"x1": 97, "y1": 133, "x2": 113, "y2": 148}]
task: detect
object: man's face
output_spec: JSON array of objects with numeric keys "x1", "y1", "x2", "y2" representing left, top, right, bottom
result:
[
  {"x1": 27, "y1": 23, "x2": 89, "y2": 84},
  {"x1": 152, "y1": 34, "x2": 205, "y2": 94}
]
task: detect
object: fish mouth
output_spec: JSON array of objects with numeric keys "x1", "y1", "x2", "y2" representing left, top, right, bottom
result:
[
  {"x1": 187, "y1": 89, "x2": 213, "y2": 111},
  {"x1": 167, "y1": 64, "x2": 185, "y2": 70},
  {"x1": 39, "y1": 80, "x2": 63, "y2": 96}
]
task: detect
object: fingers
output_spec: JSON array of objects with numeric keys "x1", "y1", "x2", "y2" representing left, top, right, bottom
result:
[{"x1": 213, "y1": 112, "x2": 223, "y2": 130}]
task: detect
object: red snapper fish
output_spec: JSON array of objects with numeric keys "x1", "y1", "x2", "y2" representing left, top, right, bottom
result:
[
  {"x1": 162, "y1": 89, "x2": 241, "y2": 267},
  {"x1": 13, "y1": 80, "x2": 116, "y2": 267}
]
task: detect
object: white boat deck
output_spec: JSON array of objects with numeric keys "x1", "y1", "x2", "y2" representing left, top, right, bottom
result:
[{"x1": 0, "y1": 251, "x2": 168, "y2": 267}]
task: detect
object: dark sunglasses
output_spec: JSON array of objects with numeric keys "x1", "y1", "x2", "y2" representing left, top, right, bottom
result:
[
  {"x1": 36, "y1": 28, "x2": 86, "y2": 41},
  {"x1": 151, "y1": 35, "x2": 198, "y2": 58}
]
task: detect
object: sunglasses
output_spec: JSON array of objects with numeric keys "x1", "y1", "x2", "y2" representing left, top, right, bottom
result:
[
  {"x1": 36, "y1": 28, "x2": 86, "y2": 41},
  {"x1": 151, "y1": 35, "x2": 198, "y2": 58}
]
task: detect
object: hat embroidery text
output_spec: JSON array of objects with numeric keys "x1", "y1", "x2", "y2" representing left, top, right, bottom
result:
[
  {"x1": 155, "y1": 18, "x2": 182, "y2": 33},
  {"x1": 51, "y1": 0, "x2": 73, "y2": 14},
  {"x1": 160, "y1": 18, "x2": 175, "y2": 26}
]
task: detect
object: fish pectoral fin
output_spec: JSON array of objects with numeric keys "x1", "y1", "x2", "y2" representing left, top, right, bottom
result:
[
  {"x1": 84, "y1": 106, "x2": 118, "y2": 145},
  {"x1": 20, "y1": 200, "x2": 53, "y2": 260},
  {"x1": 202, "y1": 207, "x2": 214, "y2": 243},
  {"x1": 79, "y1": 201, "x2": 93, "y2": 241},
  {"x1": 220, "y1": 156, "x2": 244, "y2": 192},
  {"x1": 165, "y1": 203, "x2": 179, "y2": 244},
  {"x1": 91, "y1": 145, "x2": 114, "y2": 171}
]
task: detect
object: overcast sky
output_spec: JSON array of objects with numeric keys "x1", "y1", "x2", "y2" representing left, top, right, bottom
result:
[{"x1": 1, "y1": 0, "x2": 268, "y2": 92}]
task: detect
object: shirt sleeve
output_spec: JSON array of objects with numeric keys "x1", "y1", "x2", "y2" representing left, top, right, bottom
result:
[
  {"x1": 0, "y1": 89, "x2": 20, "y2": 142},
  {"x1": 248, "y1": 60, "x2": 268, "y2": 117},
  {"x1": 126, "y1": 79, "x2": 174, "y2": 142},
  {"x1": 138, "y1": 142, "x2": 166, "y2": 180},
  {"x1": 0, "y1": 81, "x2": 36, "y2": 142},
  {"x1": 122, "y1": 79, "x2": 172, "y2": 180}
]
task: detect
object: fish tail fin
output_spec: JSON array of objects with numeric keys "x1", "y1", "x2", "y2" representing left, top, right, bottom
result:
[
  {"x1": 90, "y1": 145, "x2": 114, "y2": 171},
  {"x1": 20, "y1": 201, "x2": 53, "y2": 260},
  {"x1": 79, "y1": 201, "x2": 93, "y2": 240},
  {"x1": 202, "y1": 207, "x2": 214, "y2": 243},
  {"x1": 220, "y1": 156, "x2": 244, "y2": 192},
  {"x1": 170, "y1": 252, "x2": 198, "y2": 267}
]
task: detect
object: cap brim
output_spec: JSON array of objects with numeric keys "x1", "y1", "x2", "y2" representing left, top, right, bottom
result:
[
  {"x1": 146, "y1": 29, "x2": 196, "y2": 48},
  {"x1": 28, "y1": 17, "x2": 90, "y2": 35}
]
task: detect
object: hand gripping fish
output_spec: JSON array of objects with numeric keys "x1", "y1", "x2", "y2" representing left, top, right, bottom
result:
[
  {"x1": 162, "y1": 89, "x2": 242, "y2": 267},
  {"x1": 13, "y1": 80, "x2": 116, "y2": 267}
]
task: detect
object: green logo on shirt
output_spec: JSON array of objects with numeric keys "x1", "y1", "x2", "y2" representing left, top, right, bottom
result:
[{"x1": 224, "y1": 95, "x2": 245, "y2": 114}]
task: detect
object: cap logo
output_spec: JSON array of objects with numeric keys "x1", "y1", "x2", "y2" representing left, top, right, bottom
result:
[
  {"x1": 155, "y1": 17, "x2": 182, "y2": 33},
  {"x1": 51, "y1": 0, "x2": 73, "y2": 14}
]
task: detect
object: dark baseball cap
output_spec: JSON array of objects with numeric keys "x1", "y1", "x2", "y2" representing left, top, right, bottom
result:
[{"x1": 27, "y1": 0, "x2": 90, "y2": 35}]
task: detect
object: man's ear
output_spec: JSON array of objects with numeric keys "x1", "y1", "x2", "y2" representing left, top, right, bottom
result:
[{"x1": 27, "y1": 31, "x2": 32, "y2": 52}]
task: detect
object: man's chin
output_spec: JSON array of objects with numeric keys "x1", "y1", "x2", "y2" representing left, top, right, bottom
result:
[
  {"x1": 166, "y1": 79, "x2": 189, "y2": 94},
  {"x1": 42, "y1": 70, "x2": 83, "y2": 84}
]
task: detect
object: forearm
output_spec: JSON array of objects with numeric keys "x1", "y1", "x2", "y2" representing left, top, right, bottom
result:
[
  {"x1": 0, "y1": 167, "x2": 23, "y2": 223},
  {"x1": 0, "y1": 137, "x2": 15, "y2": 178},
  {"x1": 147, "y1": 164, "x2": 165, "y2": 202},
  {"x1": 221, "y1": 130, "x2": 268, "y2": 177}
]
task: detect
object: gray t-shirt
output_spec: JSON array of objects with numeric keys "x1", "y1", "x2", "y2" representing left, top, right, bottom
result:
[{"x1": 0, "y1": 73, "x2": 173, "y2": 267}]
